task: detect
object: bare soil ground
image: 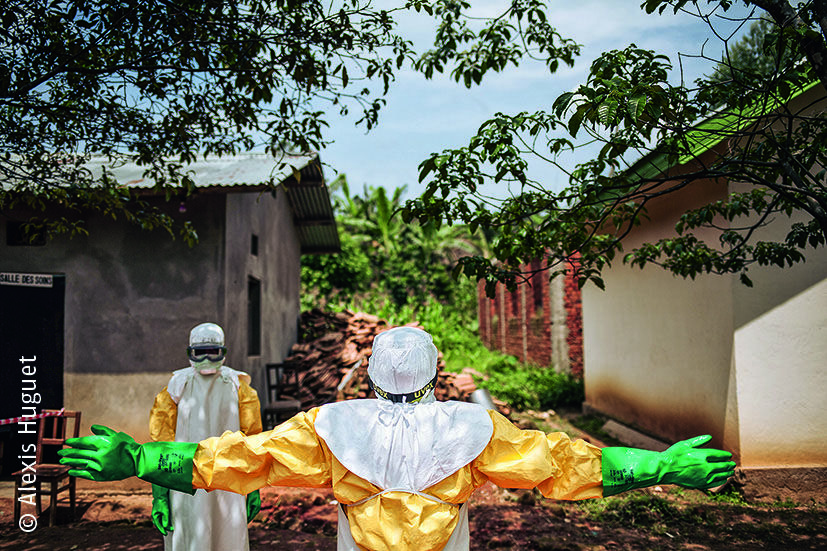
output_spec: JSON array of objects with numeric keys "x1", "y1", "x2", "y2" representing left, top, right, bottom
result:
[
  {"x1": 1, "y1": 482, "x2": 825, "y2": 551},
  {"x1": 2, "y1": 412, "x2": 825, "y2": 550}
]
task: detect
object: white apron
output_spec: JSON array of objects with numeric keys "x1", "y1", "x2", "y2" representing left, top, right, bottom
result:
[
  {"x1": 315, "y1": 399, "x2": 493, "y2": 551},
  {"x1": 166, "y1": 366, "x2": 249, "y2": 551}
]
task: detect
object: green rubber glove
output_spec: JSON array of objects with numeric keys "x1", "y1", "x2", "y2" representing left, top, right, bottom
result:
[
  {"x1": 57, "y1": 425, "x2": 197, "y2": 494},
  {"x1": 602, "y1": 434, "x2": 736, "y2": 497},
  {"x1": 151, "y1": 484, "x2": 174, "y2": 535},
  {"x1": 246, "y1": 489, "x2": 261, "y2": 521}
]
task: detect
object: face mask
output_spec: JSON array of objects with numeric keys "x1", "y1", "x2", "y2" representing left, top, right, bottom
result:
[{"x1": 190, "y1": 358, "x2": 224, "y2": 375}]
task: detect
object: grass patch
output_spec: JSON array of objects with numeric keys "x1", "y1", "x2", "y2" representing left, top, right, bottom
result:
[
  {"x1": 579, "y1": 493, "x2": 684, "y2": 530},
  {"x1": 705, "y1": 486, "x2": 749, "y2": 506},
  {"x1": 475, "y1": 358, "x2": 585, "y2": 411},
  {"x1": 771, "y1": 497, "x2": 799, "y2": 509}
]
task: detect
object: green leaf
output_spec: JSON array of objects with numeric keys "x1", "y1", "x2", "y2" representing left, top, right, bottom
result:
[
  {"x1": 568, "y1": 108, "x2": 585, "y2": 137},
  {"x1": 598, "y1": 100, "x2": 618, "y2": 126},
  {"x1": 553, "y1": 92, "x2": 575, "y2": 116},
  {"x1": 418, "y1": 158, "x2": 437, "y2": 182}
]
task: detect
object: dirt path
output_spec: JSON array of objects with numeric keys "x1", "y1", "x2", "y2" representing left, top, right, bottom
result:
[{"x1": 2, "y1": 412, "x2": 824, "y2": 550}]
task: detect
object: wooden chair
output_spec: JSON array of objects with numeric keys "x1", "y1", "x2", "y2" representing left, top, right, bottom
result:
[
  {"x1": 13, "y1": 409, "x2": 81, "y2": 527},
  {"x1": 262, "y1": 363, "x2": 302, "y2": 429}
]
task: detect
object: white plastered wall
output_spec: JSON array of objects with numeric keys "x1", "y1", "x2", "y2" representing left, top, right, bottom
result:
[
  {"x1": 582, "y1": 263, "x2": 734, "y2": 445},
  {"x1": 584, "y1": 83, "x2": 827, "y2": 471},
  {"x1": 725, "y1": 175, "x2": 827, "y2": 466},
  {"x1": 583, "y1": 175, "x2": 735, "y2": 445},
  {"x1": 732, "y1": 278, "x2": 827, "y2": 466}
]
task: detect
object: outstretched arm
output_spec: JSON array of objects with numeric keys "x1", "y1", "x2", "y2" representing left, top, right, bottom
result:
[
  {"x1": 193, "y1": 409, "x2": 331, "y2": 495},
  {"x1": 59, "y1": 409, "x2": 333, "y2": 496},
  {"x1": 474, "y1": 412, "x2": 735, "y2": 500},
  {"x1": 473, "y1": 410, "x2": 604, "y2": 500}
]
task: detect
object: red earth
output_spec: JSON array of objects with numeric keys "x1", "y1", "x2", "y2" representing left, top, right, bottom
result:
[
  {"x1": 2, "y1": 412, "x2": 824, "y2": 550},
  {"x1": 2, "y1": 478, "x2": 826, "y2": 551}
]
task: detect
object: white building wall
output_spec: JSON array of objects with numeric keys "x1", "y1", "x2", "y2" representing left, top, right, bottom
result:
[
  {"x1": 733, "y1": 278, "x2": 827, "y2": 467},
  {"x1": 583, "y1": 84, "x2": 827, "y2": 495},
  {"x1": 583, "y1": 263, "x2": 734, "y2": 446}
]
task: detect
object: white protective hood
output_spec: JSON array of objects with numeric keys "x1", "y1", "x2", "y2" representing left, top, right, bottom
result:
[
  {"x1": 315, "y1": 327, "x2": 493, "y2": 491},
  {"x1": 367, "y1": 326, "x2": 438, "y2": 398},
  {"x1": 315, "y1": 398, "x2": 493, "y2": 491}
]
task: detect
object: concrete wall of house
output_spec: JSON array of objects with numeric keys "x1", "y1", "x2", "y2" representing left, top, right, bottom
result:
[
  {"x1": 1, "y1": 195, "x2": 227, "y2": 442},
  {"x1": 583, "y1": 157, "x2": 827, "y2": 470},
  {"x1": 725, "y1": 86, "x2": 827, "y2": 467},
  {"x1": 732, "y1": 278, "x2": 827, "y2": 467},
  {"x1": 222, "y1": 189, "x2": 301, "y2": 402},
  {"x1": 726, "y1": 181, "x2": 827, "y2": 467},
  {"x1": 582, "y1": 176, "x2": 735, "y2": 448},
  {"x1": 583, "y1": 263, "x2": 735, "y2": 446}
]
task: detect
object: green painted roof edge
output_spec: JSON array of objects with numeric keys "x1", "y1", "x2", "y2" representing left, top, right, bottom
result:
[{"x1": 625, "y1": 79, "x2": 821, "y2": 181}]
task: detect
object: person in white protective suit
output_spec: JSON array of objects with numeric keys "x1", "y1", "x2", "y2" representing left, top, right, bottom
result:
[
  {"x1": 147, "y1": 322, "x2": 263, "y2": 551},
  {"x1": 60, "y1": 326, "x2": 735, "y2": 551}
]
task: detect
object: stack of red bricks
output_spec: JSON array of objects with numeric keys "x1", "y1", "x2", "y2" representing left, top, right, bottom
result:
[{"x1": 282, "y1": 309, "x2": 508, "y2": 415}]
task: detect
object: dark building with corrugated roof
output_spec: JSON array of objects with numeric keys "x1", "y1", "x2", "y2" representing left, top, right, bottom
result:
[{"x1": 0, "y1": 153, "x2": 338, "y2": 466}]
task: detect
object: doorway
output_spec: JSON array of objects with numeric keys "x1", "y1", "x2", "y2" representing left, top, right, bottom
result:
[{"x1": 0, "y1": 273, "x2": 65, "y2": 477}]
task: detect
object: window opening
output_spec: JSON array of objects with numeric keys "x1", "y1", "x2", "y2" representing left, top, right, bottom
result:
[{"x1": 248, "y1": 277, "x2": 261, "y2": 355}]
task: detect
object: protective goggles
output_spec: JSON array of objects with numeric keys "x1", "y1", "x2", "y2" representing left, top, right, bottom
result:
[
  {"x1": 369, "y1": 373, "x2": 438, "y2": 404},
  {"x1": 187, "y1": 345, "x2": 227, "y2": 362}
]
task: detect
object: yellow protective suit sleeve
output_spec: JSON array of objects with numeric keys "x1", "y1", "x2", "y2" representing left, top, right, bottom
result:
[
  {"x1": 148, "y1": 387, "x2": 178, "y2": 442},
  {"x1": 192, "y1": 407, "x2": 332, "y2": 496},
  {"x1": 238, "y1": 380, "x2": 263, "y2": 436},
  {"x1": 472, "y1": 410, "x2": 604, "y2": 500}
]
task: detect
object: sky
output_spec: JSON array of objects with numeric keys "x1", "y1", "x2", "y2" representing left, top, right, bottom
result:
[{"x1": 316, "y1": 0, "x2": 755, "y2": 201}]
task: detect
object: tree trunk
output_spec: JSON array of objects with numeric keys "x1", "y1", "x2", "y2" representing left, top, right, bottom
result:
[
  {"x1": 750, "y1": 0, "x2": 827, "y2": 91},
  {"x1": 811, "y1": 0, "x2": 827, "y2": 42}
]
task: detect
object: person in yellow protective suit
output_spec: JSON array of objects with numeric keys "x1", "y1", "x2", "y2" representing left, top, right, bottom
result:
[
  {"x1": 60, "y1": 326, "x2": 735, "y2": 551},
  {"x1": 148, "y1": 322, "x2": 263, "y2": 551}
]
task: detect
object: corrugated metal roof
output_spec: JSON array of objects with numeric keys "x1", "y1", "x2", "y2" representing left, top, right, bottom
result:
[
  {"x1": 98, "y1": 152, "x2": 340, "y2": 254},
  {"x1": 89, "y1": 152, "x2": 317, "y2": 189},
  {"x1": 279, "y1": 156, "x2": 342, "y2": 255}
]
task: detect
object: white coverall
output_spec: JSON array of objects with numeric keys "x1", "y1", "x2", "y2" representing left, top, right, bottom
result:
[{"x1": 150, "y1": 365, "x2": 262, "y2": 551}]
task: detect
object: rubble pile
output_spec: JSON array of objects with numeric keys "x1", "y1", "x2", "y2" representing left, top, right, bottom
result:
[{"x1": 278, "y1": 309, "x2": 509, "y2": 415}]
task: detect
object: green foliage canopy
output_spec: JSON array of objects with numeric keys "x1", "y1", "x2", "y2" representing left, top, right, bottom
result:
[
  {"x1": 301, "y1": 175, "x2": 480, "y2": 311},
  {"x1": 2, "y1": 0, "x2": 416, "y2": 240},
  {"x1": 402, "y1": 0, "x2": 827, "y2": 291},
  {"x1": 1, "y1": 0, "x2": 577, "y2": 242}
]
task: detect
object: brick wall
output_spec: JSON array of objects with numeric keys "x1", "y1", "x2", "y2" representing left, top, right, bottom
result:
[
  {"x1": 477, "y1": 257, "x2": 583, "y2": 375},
  {"x1": 564, "y1": 255, "x2": 583, "y2": 377}
]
